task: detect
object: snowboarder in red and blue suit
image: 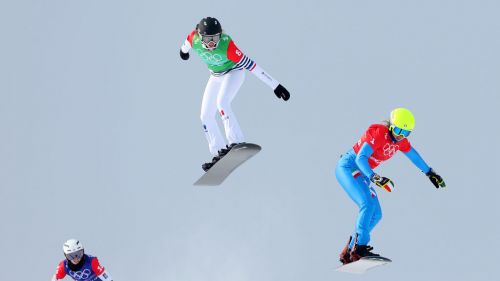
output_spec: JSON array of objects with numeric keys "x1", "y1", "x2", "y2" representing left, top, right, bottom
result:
[
  {"x1": 336, "y1": 108, "x2": 446, "y2": 264},
  {"x1": 51, "y1": 239, "x2": 113, "y2": 281}
]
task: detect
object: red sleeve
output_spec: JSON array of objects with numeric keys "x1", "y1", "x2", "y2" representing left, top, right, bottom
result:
[
  {"x1": 187, "y1": 29, "x2": 197, "y2": 45},
  {"x1": 54, "y1": 261, "x2": 66, "y2": 280},
  {"x1": 398, "y1": 138, "x2": 412, "y2": 152},
  {"x1": 91, "y1": 257, "x2": 105, "y2": 275},
  {"x1": 227, "y1": 40, "x2": 244, "y2": 63}
]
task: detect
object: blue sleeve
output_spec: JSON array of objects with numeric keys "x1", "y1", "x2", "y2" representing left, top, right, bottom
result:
[
  {"x1": 404, "y1": 147, "x2": 431, "y2": 174},
  {"x1": 355, "y1": 143, "x2": 376, "y2": 179}
]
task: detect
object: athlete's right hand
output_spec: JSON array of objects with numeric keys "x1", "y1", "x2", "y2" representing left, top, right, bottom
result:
[
  {"x1": 180, "y1": 49, "x2": 189, "y2": 60},
  {"x1": 274, "y1": 84, "x2": 290, "y2": 101},
  {"x1": 370, "y1": 173, "x2": 395, "y2": 192}
]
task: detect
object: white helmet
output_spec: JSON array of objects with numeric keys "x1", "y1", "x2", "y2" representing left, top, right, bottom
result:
[{"x1": 63, "y1": 239, "x2": 84, "y2": 261}]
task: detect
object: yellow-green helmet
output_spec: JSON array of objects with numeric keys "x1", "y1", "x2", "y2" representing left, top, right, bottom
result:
[{"x1": 390, "y1": 108, "x2": 415, "y2": 131}]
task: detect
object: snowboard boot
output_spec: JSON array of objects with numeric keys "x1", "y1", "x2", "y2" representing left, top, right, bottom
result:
[
  {"x1": 350, "y1": 244, "x2": 380, "y2": 262},
  {"x1": 201, "y1": 143, "x2": 243, "y2": 171},
  {"x1": 217, "y1": 146, "x2": 231, "y2": 158},
  {"x1": 215, "y1": 143, "x2": 241, "y2": 159},
  {"x1": 228, "y1": 142, "x2": 241, "y2": 149},
  {"x1": 202, "y1": 155, "x2": 222, "y2": 172},
  {"x1": 339, "y1": 236, "x2": 353, "y2": 265},
  {"x1": 201, "y1": 161, "x2": 212, "y2": 172}
]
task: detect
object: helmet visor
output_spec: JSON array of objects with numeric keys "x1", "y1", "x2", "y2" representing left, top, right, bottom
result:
[
  {"x1": 392, "y1": 126, "x2": 411, "y2": 137},
  {"x1": 65, "y1": 249, "x2": 84, "y2": 262},
  {"x1": 200, "y1": 33, "x2": 221, "y2": 49}
]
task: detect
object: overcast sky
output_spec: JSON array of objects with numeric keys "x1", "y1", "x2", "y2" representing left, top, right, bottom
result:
[{"x1": 0, "y1": 1, "x2": 499, "y2": 281}]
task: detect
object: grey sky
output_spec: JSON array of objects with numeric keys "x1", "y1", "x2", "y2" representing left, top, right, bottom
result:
[{"x1": 0, "y1": 1, "x2": 499, "y2": 281}]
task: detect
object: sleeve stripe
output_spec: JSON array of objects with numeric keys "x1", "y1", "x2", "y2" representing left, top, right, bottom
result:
[
  {"x1": 235, "y1": 55, "x2": 255, "y2": 70},
  {"x1": 210, "y1": 55, "x2": 256, "y2": 76}
]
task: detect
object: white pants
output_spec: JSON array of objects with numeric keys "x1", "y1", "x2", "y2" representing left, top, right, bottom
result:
[{"x1": 200, "y1": 70, "x2": 245, "y2": 156}]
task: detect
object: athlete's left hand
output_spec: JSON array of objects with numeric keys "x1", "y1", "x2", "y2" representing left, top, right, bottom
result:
[
  {"x1": 426, "y1": 168, "x2": 446, "y2": 189},
  {"x1": 180, "y1": 49, "x2": 189, "y2": 60},
  {"x1": 370, "y1": 173, "x2": 395, "y2": 192},
  {"x1": 274, "y1": 84, "x2": 290, "y2": 101}
]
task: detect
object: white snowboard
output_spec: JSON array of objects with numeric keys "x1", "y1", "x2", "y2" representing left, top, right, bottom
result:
[
  {"x1": 194, "y1": 143, "x2": 261, "y2": 186},
  {"x1": 336, "y1": 256, "x2": 392, "y2": 274}
]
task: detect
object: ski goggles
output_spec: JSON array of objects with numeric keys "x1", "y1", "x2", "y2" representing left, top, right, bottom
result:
[
  {"x1": 391, "y1": 125, "x2": 412, "y2": 137},
  {"x1": 65, "y1": 249, "x2": 84, "y2": 262},
  {"x1": 200, "y1": 33, "x2": 221, "y2": 48}
]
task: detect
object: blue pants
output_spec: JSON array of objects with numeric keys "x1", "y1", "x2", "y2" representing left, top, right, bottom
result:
[{"x1": 336, "y1": 149, "x2": 382, "y2": 248}]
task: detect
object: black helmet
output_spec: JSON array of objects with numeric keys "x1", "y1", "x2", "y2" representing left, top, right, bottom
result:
[
  {"x1": 196, "y1": 17, "x2": 222, "y2": 36},
  {"x1": 196, "y1": 17, "x2": 222, "y2": 50}
]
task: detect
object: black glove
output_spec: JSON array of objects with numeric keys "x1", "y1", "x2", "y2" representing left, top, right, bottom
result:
[
  {"x1": 180, "y1": 49, "x2": 189, "y2": 60},
  {"x1": 273, "y1": 84, "x2": 290, "y2": 101},
  {"x1": 426, "y1": 168, "x2": 446, "y2": 189}
]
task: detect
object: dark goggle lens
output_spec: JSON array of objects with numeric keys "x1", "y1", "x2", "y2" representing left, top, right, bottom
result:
[
  {"x1": 393, "y1": 126, "x2": 411, "y2": 137},
  {"x1": 201, "y1": 34, "x2": 220, "y2": 44},
  {"x1": 65, "y1": 249, "x2": 84, "y2": 261}
]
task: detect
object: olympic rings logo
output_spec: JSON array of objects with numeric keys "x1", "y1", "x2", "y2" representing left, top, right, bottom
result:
[
  {"x1": 196, "y1": 50, "x2": 225, "y2": 65},
  {"x1": 69, "y1": 269, "x2": 91, "y2": 280},
  {"x1": 382, "y1": 143, "x2": 399, "y2": 157}
]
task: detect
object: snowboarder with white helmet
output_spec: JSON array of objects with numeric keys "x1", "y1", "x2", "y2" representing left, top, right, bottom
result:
[
  {"x1": 51, "y1": 239, "x2": 113, "y2": 281},
  {"x1": 180, "y1": 17, "x2": 290, "y2": 171},
  {"x1": 336, "y1": 108, "x2": 446, "y2": 265}
]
